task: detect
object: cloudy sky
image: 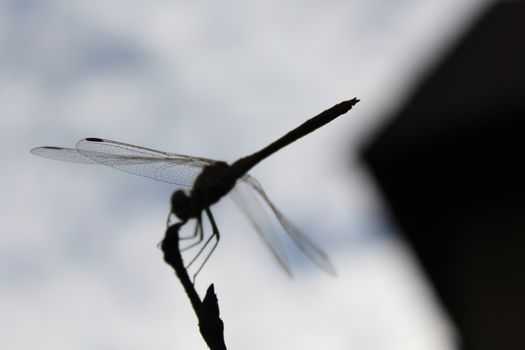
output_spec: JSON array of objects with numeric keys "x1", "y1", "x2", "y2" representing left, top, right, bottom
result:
[{"x1": 1, "y1": 0, "x2": 492, "y2": 349}]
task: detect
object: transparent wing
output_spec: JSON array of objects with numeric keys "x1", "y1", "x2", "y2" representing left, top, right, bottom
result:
[
  {"x1": 239, "y1": 175, "x2": 337, "y2": 276},
  {"x1": 230, "y1": 178, "x2": 293, "y2": 276},
  {"x1": 31, "y1": 146, "x2": 100, "y2": 164},
  {"x1": 31, "y1": 138, "x2": 216, "y2": 187}
]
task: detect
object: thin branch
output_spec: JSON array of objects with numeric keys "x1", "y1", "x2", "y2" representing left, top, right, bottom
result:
[{"x1": 161, "y1": 223, "x2": 227, "y2": 350}]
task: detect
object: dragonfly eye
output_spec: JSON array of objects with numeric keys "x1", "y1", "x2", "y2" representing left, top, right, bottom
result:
[{"x1": 171, "y1": 190, "x2": 191, "y2": 221}]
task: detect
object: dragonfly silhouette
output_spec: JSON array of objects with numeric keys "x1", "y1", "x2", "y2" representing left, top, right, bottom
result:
[{"x1": 31, "y1": 98, "x2": 358, "y2": 277}]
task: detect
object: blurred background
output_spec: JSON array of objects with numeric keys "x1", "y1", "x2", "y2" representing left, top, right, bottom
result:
[{"x1": 3, "y1": 0, "x2": 522, "y2": 349}]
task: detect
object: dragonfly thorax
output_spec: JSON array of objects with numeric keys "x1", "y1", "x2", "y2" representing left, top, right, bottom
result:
[{"x1": 171, "y1": 161, "x2": 241, "y2": 221}]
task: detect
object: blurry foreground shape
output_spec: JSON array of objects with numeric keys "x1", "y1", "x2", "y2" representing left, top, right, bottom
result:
[{"x1": 361, "y1": 2, "x2": 525, "y2": 350}]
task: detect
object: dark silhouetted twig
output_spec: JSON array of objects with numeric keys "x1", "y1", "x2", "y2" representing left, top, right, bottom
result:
[{"x1": 161, "y1": 223, "x2": 226, "y2": 350}]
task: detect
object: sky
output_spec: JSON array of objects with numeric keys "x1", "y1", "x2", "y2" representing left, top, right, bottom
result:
[{"x1": 1, "y1": 0, "x2": 493, "y2": 349}]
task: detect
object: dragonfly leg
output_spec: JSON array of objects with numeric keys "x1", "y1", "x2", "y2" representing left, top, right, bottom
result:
[
  {"x1": 180, "y1": 214, "x2": 204, "y2": 250},
  {"x1": 191, "y1": 208, "x2": 220, "y2": 282},
  {"x1": 184, "y1": 213, "x2": 213, "y2": 269},
  {"x1": 184, "y1": 208, "x2": 220, "y2": 281},
  {"x1": 158, "y1": 216, "x2": 188, "y2": 250},
  {"x1": 166, "y1": 212, "x2": 174, "y2": 227}
]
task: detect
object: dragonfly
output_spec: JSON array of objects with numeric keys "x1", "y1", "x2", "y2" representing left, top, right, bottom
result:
[{"x1": 31, "y1": 98, "x2": 359, "y2": 277}]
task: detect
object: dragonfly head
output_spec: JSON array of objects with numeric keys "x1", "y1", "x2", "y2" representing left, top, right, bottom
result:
[{"x1": 170, "y1": 190, "x2": 191, "y2": 221}]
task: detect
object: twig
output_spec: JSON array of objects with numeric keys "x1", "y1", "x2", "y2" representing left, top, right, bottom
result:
[{"x1": 161, "y1": 223, "x2": 227, "y2": 350}]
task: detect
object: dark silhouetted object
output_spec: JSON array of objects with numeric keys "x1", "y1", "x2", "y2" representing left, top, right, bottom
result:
[
  {"x1": 162, "y1": 223, "x2": 227, "y2": 350},
  {"x1": 32, "y1": 99, "x2": 358, "y2": 279},
  {"x1": 361, "y1": 2, "x2": 525, "y2": 350}
]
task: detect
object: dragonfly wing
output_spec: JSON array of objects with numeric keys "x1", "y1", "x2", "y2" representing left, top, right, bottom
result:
[
  {"x1": 74, "y1": 138, "x2": 216, "y2": 187},
  {"x1": 241, "y1": 175, "x2": 337, "y2": 276},
  {"x1": 230, "y1": 178, "x2": 293, "y2": 276},
  {"x1": 31, "y1": 146, "x2": 100, "y2": 164}
]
